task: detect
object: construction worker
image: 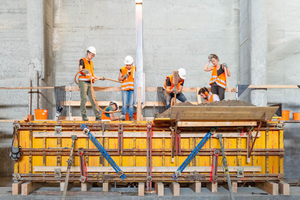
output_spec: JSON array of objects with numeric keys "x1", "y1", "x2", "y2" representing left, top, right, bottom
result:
[
  {"x1": 101, "y1": 101, "x2": 126, "y2": 121},
  {"x1": 204, "y1": 54, "x2": 231, "y2": 100},
  {"x1": 163, "y1": 68, "x2": 187, "y2": 109},
  {"x1": 78, "y1": 46, "x2": 101, "y2": 121},
  {"x1": 198, "y1": 87, "x2": 220, "y2": 103},
  {"x1": 118, "y1": 55, "x2": 136, "y2": 121}
]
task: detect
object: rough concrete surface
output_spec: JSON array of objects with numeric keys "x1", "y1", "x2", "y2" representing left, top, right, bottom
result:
[{"x1": 0, "y1": 0, "x2": 300, "y2": 180}]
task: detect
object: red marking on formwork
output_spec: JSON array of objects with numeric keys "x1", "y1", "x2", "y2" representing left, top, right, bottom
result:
[
  {"x1": 272, "y1": 166, "x2": 274, "y2": 174},
  {"x1": 204, "y1": 161, "x2": 206, "y2": 166},
  {"x1": 25, "y1": 142, "x2": 26, "y2": 148},
  {"x1": 242, "y1": 177, "x2": 246, "y2": 181},
  {"x1": 137, "y1": 145, "x2": 139, "y2": 149},
  {"x1": 227, "y1": 142, "x2": 229, "y2": 149},
  {"x1": 115, "y1": 143, "x2": 116, "y2": 149}
]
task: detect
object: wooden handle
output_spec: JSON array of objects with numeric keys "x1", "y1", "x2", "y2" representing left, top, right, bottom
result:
[
  {"x1": 95, "y1": 77, "x2": 121, "y2": 83},
  {"x1": 224, "y1": 68, "x2": 232, "y2": 100}
]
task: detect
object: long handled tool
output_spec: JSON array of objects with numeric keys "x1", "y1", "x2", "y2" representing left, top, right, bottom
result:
[
  {"x1": 95, "y1": 77, "x2": 121, "y2": 83},
  {"x1": 62, "y1": 135, "x2": 77, "y2": 200},
  {"x1": 217, "y1": 134, "x2": 235, "y2": 200},
  {"x1": 223, "y1": 63, "x2": 232, "y2": 100}
]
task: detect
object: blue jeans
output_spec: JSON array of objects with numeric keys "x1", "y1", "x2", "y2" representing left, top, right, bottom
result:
[
  {"x1": 163, "y1": 90, "x2": 187, "y2": 109},
  {"x1": 122, "y1": 90, "x2": 134, "y2": 117}
]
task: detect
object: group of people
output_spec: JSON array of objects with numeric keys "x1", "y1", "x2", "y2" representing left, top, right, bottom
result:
[{"x1": 77, "y1": 47, "x2": 231, "y2": 121}]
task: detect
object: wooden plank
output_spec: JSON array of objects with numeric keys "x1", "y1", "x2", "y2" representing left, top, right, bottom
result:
[
  {"x1": 178, "y1": 121, "x2": 257, "y2": 127},
  {"x1": 248, "y1": 85, "x2": 299, "y2": 89},
  {"x1": 137, "y1": 87, "x2": 142, "y2": 121},
  {"x1": 60, "y1": 101, "x2": 166, "y2": 107},
  {"x1": 60, "y1": 182, "x2": 73, "y2": 192},
  {"x1": 256, "y1": 182, "x2": 278, "y2": 195},
  {"x1": 0, "y1": 87, "x2": 54, "y2": 90},
  {"x1": 223, "y1": 182, "x2": 237, "y2": 193},
  {"x1": 34, "y1": 166, "x2": 261, "y2": 173},
  {"x1": 155, "y1": 182, "x2": 164, "y2": 196},
  {"x1": 138, "y1": 182, "x2": 145, "y2": 196},
  {"x1": 103, "y1": 182, "x2": 111, "y2": 192},
  {"x1": 169, "y1": 182, "x2": 180, "y2": 196},
  {"x1": 170, "y1": 106, "x2": 278, "y2": 121},
  {"x1": 21, "y1": 182, "x2": 41, "y2": 195},
  {"x1": 33, "y1": 131, "x2": 261, "y2": 138},
  {"x1": 81, "y1": 182, "x2": 92, "y2": 192},
  {"x1": 12, "y1": 182, "x2": 22, "y2": 195},
  {"x1": 189, "y1": 181, "x2": 201, "y2": 193},
  {"x1": 206, "y1": 182, "x2": 217, "y2": 193},
  {"x1": 279, "y1": 181, "x2": 289, "y2": 195}
]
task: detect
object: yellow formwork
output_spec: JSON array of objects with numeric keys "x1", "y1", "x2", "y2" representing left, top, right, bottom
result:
[{"x1": 14, "y1": 120, "x2": 285, "y2": 183}]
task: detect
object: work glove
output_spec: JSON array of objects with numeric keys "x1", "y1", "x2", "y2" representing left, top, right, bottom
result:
[
  {"x1": 223, "y1": 63, "x2": 228, "y2": 68},
  {"x1": 99, "y1": 77, "x2": 105, "y2": 81},
  {"x1": 123, "y1": 74, "x2": 129, "y2": 80},
  {"x1": 208, "y1": 54, "x2": 213, "y2": 62},
  {"x1": 119, "y1": 115, "x2": 125, "y2": 121},
  {"x1": 172, "y1": 87, "x2": 178, "y2": 94}
]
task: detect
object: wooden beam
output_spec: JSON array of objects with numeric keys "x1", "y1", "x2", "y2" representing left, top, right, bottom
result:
[
  {"x1": 256, "y1": 182, "x2": 278, "y2": 195},
  {"x1": 178, "y1": 121, "x2": 257, "y2": 127},
  {"x1": 0, "y1": 87, "x2": 54, "y2": 90},
  {"x1": 12, "y1": 182, "x2": 22, "y2": 195},
  {"x1": 21, "y1": 182, "x2": 41, "y2": 195},
  {"x1": 103, "y1": 182, "x2": 111, "y2": 192},
  {"x1": 248, "y1": 85, "x2": 299, "y2": 89},
  {"x1": 278, "y1": 182, "x2": 289, "y2": 195},
  {"x1": 223, "y1": 182, "x2": 237, "y2": 193},
  {"x1": 138, "y1": 182, "x2": 145, "y2": 196},
  {"x1": 189, "y1": 181, "x2": 201, "y2": 193},
  {"x1": 33, "y1": 166, "x2": 261, "y2": 173},
  {"x1": 60, "y1": 101, "x2": 166, "y2": 107},
  {"x1": 155, "y1": 182, "x2": 164, "y2": 196},
  {"x1": 81, "y1": 182, "x2": 92, "y2": 192},
  {"x1": 206, "y1": 182, "x2": 217, "y2": 193},
  {"x1": 169, "y1": 182, "x2": 180, "y2": 196}
]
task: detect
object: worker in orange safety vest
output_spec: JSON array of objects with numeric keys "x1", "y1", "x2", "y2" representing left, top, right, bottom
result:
[
  {"x1": 198, "y1": 87, "x2": 220, "y2": 103},
  {"x1": 101, "y1": 101, "x2": 125, "y2": 121}
]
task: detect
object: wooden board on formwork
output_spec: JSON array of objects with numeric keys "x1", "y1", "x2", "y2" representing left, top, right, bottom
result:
[{"x1": 170, "y1": 106, "x2": 278, "y2": 121}]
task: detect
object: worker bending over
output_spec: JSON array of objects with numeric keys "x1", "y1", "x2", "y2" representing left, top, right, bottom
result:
[
  {"x1": 78, "y1": 46, "x2": 101, "y2": 121},
  {"x1": 198, "y1": 87, "x2": 220, "y2": 103},
  {"x1": 204, "y1": 54, "x2": 231, "y2": 100},
  {"x1": 163, "y1": 68, "x2": 187, "y2": 109},
  {"x1": 118, "y1": 55, "x2": 136, "y2": 121},
  {"x1": 101, "y1": 101, "x2": 125, "y2": 121}
]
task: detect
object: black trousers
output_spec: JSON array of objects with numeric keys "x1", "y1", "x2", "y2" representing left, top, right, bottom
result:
[{"x1": 211, "y1": 85, "x2": 225, "y2": 100}]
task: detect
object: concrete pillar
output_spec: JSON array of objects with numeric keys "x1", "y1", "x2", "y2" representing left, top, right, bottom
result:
[{"x1": 249, "y1": 0, "x2": 267, "y2": 106}]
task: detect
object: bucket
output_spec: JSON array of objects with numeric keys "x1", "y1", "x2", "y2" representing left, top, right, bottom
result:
[
  {"x1": 125, "y1": 113, "x2": 137, "y2": 121},
  {"x1": 35, "y1": 109, "x2": 48, "y2": 120},
  {"x1": 279, "y1": 110, "x2": 290, "y2": 121},
  {"x1": 293, "y1": 113, "x2": 300, "y2": 121}
]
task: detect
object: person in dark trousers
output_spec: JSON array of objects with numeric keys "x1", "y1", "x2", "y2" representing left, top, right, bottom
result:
[{"x1": 204, "y1": 54, "x2": 231, "y2": 100}]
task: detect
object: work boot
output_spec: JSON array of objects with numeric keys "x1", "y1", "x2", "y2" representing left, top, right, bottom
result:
[
  {"x1": 129, "y1": 117, "x2": 135, "y2": 121},
  {"x1": 82, "y1": 115, "x2": 88, "y2": 121},
  {"x1": 95, "y1": 117, "x2": 101, "y2": 121}
]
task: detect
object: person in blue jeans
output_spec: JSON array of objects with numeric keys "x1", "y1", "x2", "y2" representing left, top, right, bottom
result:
[
  {"x1": 163, "y1": 68, "x2": 188, "y2": 110},
  {"x1": 118, "y1": 56, "x2": 136, "y2": 121}
]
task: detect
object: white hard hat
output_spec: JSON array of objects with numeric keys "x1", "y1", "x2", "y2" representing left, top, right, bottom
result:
[
  {"x1": 110, "y1": 101, "x2": 119, "y2": 111},
  {"x1": 124, "y1": 55, "x2": 134, "y2": 65},
  {"x1": 178, "y1": 68, "x2": 186, "y2": 79},
  {"x1": 87, "y1": 46, "x2": 97, "y2": 55}
]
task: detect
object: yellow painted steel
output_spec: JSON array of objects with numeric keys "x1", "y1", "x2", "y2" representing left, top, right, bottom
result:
[{"x1": 15, "y1": 121, "x2": 284, "y2": 181}]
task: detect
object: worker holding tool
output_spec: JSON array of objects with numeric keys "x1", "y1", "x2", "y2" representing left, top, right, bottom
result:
[
  {"x1": 163, "y1": 68, "x2": 187, "y2": 110},
  {"x1": 204, "y1": 54, "x2": 231, "y2": 100},
  {"x1": 198, "y1": 87, "x2": 220, "y2": 103},
  {"x1": 118, "y1": 55, "x2": 136, "y2": 121},
  {"x1": 101, "y1": 101, "x2": 125, "y2": 121},
  {"x1": 78, "y1": 46, "x2": 101, "y2": 121}
]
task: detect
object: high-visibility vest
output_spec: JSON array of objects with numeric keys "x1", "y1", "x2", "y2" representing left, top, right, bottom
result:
[
  {"x1": 121, "y1": 66, "x2": 136, "y2": 91},
  {"x1": 78, "y1": 58, "x2": 94, "y2": 82},
  {"x1": 205, "y1": 94, "x2": 215, "y2": 103},
  {"x1": 163, "y1": 75, "x2": 184, "y2": 91},
  {"x1": 101, "y1": 106, "x2": 111, "y2": 121},
  {"x1": 209, "y1": 65, "x2": 226, "y2": 89}
]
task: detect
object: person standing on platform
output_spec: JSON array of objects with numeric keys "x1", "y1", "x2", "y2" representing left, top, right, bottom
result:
[{"x1": 204, "y1": 54, "x2": 231, "y2": 100}]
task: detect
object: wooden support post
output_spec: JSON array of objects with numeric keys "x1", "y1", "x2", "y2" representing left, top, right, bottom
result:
[
  {"x1": 256, "y1": 182, "x2": 278, "y2": 195},
  {"x1": 169, "y1": 182, "x2": 180, "y2": 196},
  {"x1": 60, "y1": 182, "x2": 73, "y2": 192},
  {"x1": 81, "y1": 182, "x2": 92, "y2": 192},
  {"x1": 196, "y1": 87, "x2": 201, "y2": 104},
  {"x1": 12, "y1": 182, "x2": 22, "y2": 195},
  {"x1": 279, "y1": 181, "x2": 290, "y2": 196},
  {"x1": 21, "y1": 182, "x2": 41, "y2": 196},
  {"x1": 138, "y1": 182, "x2": 145, "y2": 196},
  {"x1": 206, "y1": 182, "x2": 218, "y2": 193},
  {"x1": 223, "y1": 182, "x2": 237, "y2": 193},
  {"x1": 137, "y1": 87, "x2": 142, "y2": 121},
  {"x1": 103, "y1": 182, "x2": 111, "y2": 192},
  {"x1": 155, "y1": 182, "x2": 164, "y2": 196},
  {"x1": 189, "y1": 181, "x2": 201, "y2": 193}
]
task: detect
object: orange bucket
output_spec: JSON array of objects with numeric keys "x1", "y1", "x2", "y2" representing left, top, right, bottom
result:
[
  {"x1": 293, "y1": 113, "x2": 300, "y2": 120},
  {"x1": 35, "y1": 109, "x2": 48, "y2": 120},
  {"x1": 279, "y1": 110, "x2": 290, "y2": 121}
]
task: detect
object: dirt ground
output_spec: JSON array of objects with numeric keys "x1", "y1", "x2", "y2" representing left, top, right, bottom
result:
[{"x1": 157, "y1": 100, "x2": 255, "y2": 118}]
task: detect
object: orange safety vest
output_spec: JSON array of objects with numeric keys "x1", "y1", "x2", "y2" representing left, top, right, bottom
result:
[
  {"x1": 121, "y1": 66, "x2": 136, "y2": 91},
  {"x1": 78, "y1": 58, "x2": 95, "y2": 82},
  {"x1": 209, "y1": 65, "x2": 226, "y2": 89},
  {"x1": 163, "y1": 75, "x2": 184, "y2": 91},
  {"x1": 101, "y1": 107, "x2": 111, "y2": 121},
  {"x1": 205, "y1": 94, "x2": 215, "y2": 103}
]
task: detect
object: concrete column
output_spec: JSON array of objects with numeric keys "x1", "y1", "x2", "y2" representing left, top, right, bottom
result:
[{"x1": 249, "y1": 0, "x2": 267, "y2": 106}]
